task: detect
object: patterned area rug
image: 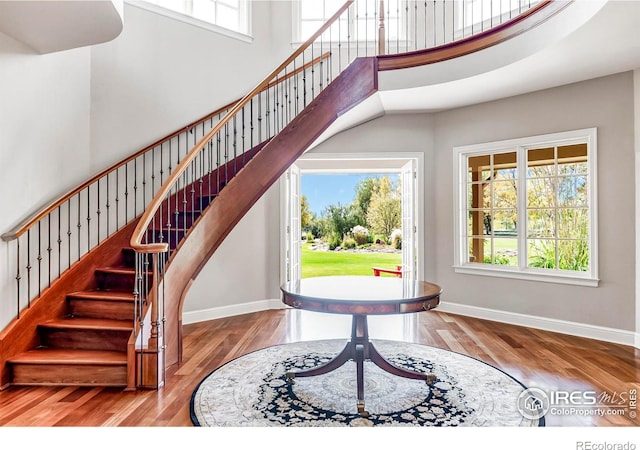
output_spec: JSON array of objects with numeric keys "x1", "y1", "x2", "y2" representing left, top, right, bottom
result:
[{"x1": 190, "y1": 339, "x2": 542, "y2": 427}]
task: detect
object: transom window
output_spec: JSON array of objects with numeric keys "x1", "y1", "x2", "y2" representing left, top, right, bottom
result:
[
  {"x1": 454, "y1": 129, "x2": 598, "y2": 286},
  {"x1": 135, "y1": 0, "x2": 250, "y2": 36}
]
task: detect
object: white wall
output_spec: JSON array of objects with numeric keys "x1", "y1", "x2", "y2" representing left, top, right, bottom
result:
[
  {"x1": 89, "y1": 1, "x2": 290, "y2": 172},
  {"x1": 0, "y1": 32, "x2": 92, "y2": 328}
]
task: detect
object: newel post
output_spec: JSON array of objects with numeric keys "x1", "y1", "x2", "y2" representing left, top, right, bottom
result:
[
  {"x1": 135, "y1": 250, "x2": 166, "y2": 389},
  {"x1": 378, "y1": 0, "x2": 385, "y2": 55}
]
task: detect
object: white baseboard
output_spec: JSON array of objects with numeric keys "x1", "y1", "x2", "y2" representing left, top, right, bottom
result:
[
  {"x1": 182, "y1": 299, "x2": 285, "y2": 325},
  {"x1": 438, "y1": 301, "x2": 638, "y2": 349},
  {"x1": 182, "y1": 298, "x2": 639, "y2": 350}
]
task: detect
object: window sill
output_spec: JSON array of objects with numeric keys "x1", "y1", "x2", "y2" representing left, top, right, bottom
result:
[
  {"x1": 128, "y1": 1, "x2": 253, "y2": 43},
  {"x1": 453, "y1": 264, "x2": 600, "y2": 287}
]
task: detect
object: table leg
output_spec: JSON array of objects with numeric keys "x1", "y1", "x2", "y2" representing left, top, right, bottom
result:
[
  {"x1": 368, "y1": 341, "x2": 437, "y2": 385},
  {"x1": 285, "y1": 343, "x2": 352, "y2": 383},
  {"x1": 355, "y1": 343, "x2": 368, "y2": 417}
]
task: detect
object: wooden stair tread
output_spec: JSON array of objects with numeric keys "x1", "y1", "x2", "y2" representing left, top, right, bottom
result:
[
  {"x1": 41, "y1": 317, "x2": 134, "y2": 331},
  {"x1": 68, "y1": 290, "x2": 135, "y2": 302},
  {"x1": 95, "y1": 266, "x2": 137, "y2": 275},
  {"x1": 9, "y1": 348, "x2": 127, "y2": 365}
]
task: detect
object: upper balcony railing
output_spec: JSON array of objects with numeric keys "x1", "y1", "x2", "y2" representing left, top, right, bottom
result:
[{"x1": 1, "y1": 0, "x2": 569, "y2": 332}]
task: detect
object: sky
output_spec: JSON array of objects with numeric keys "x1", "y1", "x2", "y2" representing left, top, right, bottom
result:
[{"x1": 302, "y1": 173, "x2": 399, "y2": 216}]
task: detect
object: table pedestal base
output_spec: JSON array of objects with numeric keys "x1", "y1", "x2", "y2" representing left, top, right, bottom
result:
[{"x1": 285, "y1": 314, "x2": 436, "y2": 417}]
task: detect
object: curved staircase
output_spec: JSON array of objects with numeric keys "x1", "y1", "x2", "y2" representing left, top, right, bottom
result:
[{"x1": 0, "y1": 0, "x2": 568, "y2": 390}]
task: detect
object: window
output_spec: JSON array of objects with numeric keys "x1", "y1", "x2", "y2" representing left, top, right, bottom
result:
[
  {"x1": 293, "y1": 0, "x2": 403, "y2": 43},
  {"x1": 133, "y1": 0, "x2": 250, "y2": 37},
  {"x1": 453, "y1": 129, "x2": 598, "y2": 286}
]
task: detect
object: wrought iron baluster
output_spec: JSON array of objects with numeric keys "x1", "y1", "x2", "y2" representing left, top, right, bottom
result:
[
  {"x1": 86, "y1": 185, "x2": 91, "y2": 252},
  {"x1": 47, "y1": 215, "x2": 52, "y2": 288},
  {"x1": 77, "y1": 192, "x2": 82, "y2": 261},
  {"x1": 57, "y1": 205, "x2": 62, "y2": 278},
  {"x1": 106, "y1": 173, "x2": 111, "y2": 237},
  {"x1": 16, "y1": 239, "x2": 21, "y2": 318},
  {"x1": 26, "y1": 229, "x2": 31, "y2": 306},
  {"x1": 134, "y1": 158, "x2": 138, "y2": 217},
  {"x1": 67, "y1": 198, "x2": 72, "y2": 268},
  {"x1": 124, "y1": 163, "x2": 129, "y2": 223},
  {"x1": 37, "y1": 222, "x2": 42, "y2": 297},
  {"x1": 97, "y1": 179, "x2": 102, "y2": 245}
]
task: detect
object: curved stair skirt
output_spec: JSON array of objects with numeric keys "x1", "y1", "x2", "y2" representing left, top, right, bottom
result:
[{"x1": 0, "y1": 1, "x2": 124, "y2": 54}]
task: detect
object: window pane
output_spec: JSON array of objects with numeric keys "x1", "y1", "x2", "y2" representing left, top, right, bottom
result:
[
  {"x1": 557, "y1": 176, "x2": 587, "y2": 207},
  {"x1": 301, "y1": 0, "x2": 325, "y2": 19},
  {"x1": 492, "y1": 209, "x2": 517, "y2": 235},
  {"x1": 468, "y1": 210, "x2": 491, "y2": 236},
  {"x1": 558, "y1": 143, "x2": 588, "y2": 175},
  {"x1": 301, "y1": 21, "x2": 324, "y2": 39},
  {"x1": 527, "y1": 178, "x2": 555, "y2": 208},
  {"x1": 493, "y1": 180, "x2": 517, "y2": 209},
  {"x1": 557, "y1": 208, "x2": 588, "y2": 239},
  {"x1": 468, "y1": 238, "x2": 491, "y2": 264},
  {"x1": 193, "y1": 1, "x2": 218, "y2": 21},
  {"x1": 494, "y1": 238, "x2": 518, "y2": 266},
  {"x1": 558, "y1": 240, "x2": 589, "y2": 272},
  {"x1": 528, "y1": 239, "x2": 556, "y2": 269},
  {"x1": 527, "y1": 147, "x2": 555, "y2": 178},
  {"x1": 527, "y1": 209, "x2": 555, "y2": 238},
  {"x1": 217, "y1": 4, "x2": 239, "y2": 29}
]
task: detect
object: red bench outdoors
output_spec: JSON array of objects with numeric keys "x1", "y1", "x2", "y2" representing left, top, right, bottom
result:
[{"x1": 372, "y1": 265, "x2": 403, "y2": 278}]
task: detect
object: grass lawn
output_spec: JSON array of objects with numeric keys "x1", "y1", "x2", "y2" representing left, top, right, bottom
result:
[{"x1": 301, "y1": 242, "x2": 402, "y2": 278}]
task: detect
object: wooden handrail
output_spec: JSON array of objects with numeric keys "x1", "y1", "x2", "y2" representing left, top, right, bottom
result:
[
  {"x1": 377, "y1": 0, "x2": 571, "y2": 71},
  {"x1": 1, "y1": 51, "x2": 330, "y2": 243},
  {"x1": 129, "y1": 0, "x2": 354, "y2": 253}
]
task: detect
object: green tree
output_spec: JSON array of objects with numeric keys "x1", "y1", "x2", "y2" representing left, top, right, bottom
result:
[
  {"x1": 323, "y1": 203, "x2": 359, "y2": 240},
  {"x1": 366, "y1": 177, "x2": 401, "y2": 238},
  {"x1": 301, "y1": 195, "x2": 313, "y2": 231},
  {"x1": 352, "y1": 177, "x2": 380, "y2": 225}
]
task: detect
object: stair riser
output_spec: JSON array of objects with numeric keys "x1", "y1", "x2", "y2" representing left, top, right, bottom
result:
[
  {"x1": 10, "y1": 363, "x2": 127, "y2": 386},
  {"x1": 96, "y1": 271, "x2": 137, "y2": 292},
  {"x1": 68, "y1": 300, "x2": 135, "y2": 321},
  {"x1": 40, "y1": 329, "x2": 131, "y2": 352}
]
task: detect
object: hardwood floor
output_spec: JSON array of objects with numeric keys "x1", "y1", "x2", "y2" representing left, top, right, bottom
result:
[{"x1": 0, "y1": 308, "x2": 638, "y2": 428}]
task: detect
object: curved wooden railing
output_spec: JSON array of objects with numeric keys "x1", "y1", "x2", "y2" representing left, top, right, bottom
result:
[
  {"x1": 378, "y1": 0, "x2": 569, "y2": 70},
  {"x1": 2, "y1": 0, "x2": 572, "y2": 388}
]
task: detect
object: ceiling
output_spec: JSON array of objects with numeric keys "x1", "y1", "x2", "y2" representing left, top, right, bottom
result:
[{"x1": 314, "y1": 0, "x2": 640, "y2": 145}]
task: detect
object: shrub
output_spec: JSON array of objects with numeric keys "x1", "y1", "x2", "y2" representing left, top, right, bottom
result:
[
  {"x1": 351, "y1": 225, "x2": 369, "y2": 246},
  {"x1": 390, "y1": 229, "x2": 402, "y2": 250},
  {"x1": 341, "y1": 236, "x2": 357, "y2": 249},
  {"x1": 305, "y1": 232, "x2": 314, "y2": 242},
  {"x1": 328, "y1": 232, "x2": 342, "y2": 250}
]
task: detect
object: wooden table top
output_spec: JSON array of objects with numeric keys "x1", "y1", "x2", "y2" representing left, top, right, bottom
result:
[{"x1": 280, "y1": 276, "x2": 442, "y2": 315}]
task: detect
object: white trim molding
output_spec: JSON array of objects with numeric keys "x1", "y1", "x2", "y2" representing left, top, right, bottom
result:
[
  {"x1": 438, "y1": 301, "x2": 638, "y2": 349},
  {"x1": 182, "y1": 299, "x2": 284, "y2": 325}
]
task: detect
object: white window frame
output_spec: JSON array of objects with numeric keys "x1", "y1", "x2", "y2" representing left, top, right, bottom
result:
[
  {"x1": 128, "y1": 0, "x2": 252, "y2": 42},
  {"x1": 453, "y1": 128, "x2": 599, "y2": 287}
]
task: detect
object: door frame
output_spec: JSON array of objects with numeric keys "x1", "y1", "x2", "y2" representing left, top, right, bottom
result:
[{"x1": 280, "y1": 151, "x2": 425, "y2": 284}]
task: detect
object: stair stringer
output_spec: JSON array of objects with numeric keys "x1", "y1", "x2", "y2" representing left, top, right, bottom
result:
[{"x1": 155, "y1": 57, "x2": 379, "y2": 368}]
